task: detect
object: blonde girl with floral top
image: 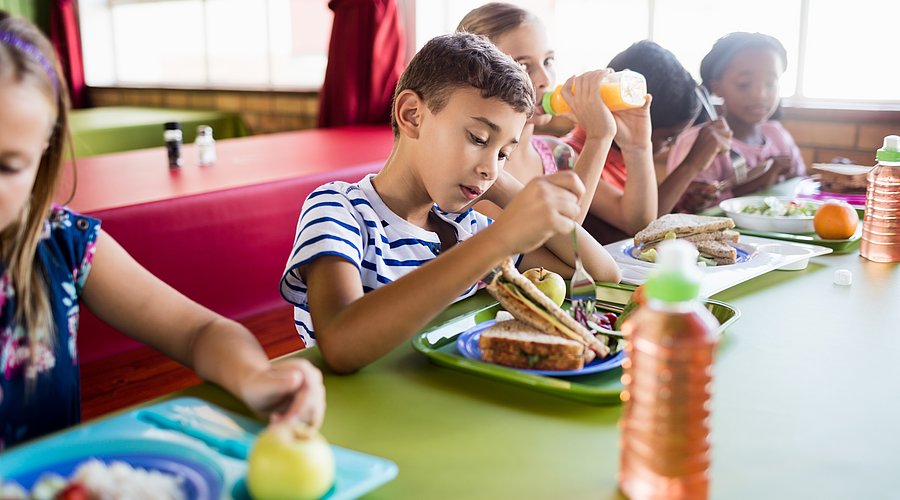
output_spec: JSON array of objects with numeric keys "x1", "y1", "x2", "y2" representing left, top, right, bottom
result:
[{"x1": 0, "y1": 12, "x2": 325, "y2": 450}]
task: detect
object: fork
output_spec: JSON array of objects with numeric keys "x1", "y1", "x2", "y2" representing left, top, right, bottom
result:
[
  {"x1": 551, "y1": 143, "x2": 595, "y2": 311},
  {"x1": 694, "y1": 86, "x2": 750, "y2": 184}
]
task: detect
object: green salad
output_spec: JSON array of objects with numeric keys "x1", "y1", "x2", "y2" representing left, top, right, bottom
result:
[{"x1": 740, "y1": 197, "x2": 818, "y2": 217}]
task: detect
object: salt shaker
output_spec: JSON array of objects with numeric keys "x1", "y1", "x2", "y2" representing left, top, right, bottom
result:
[{"x1": 195, "y1": 125, "x2": 217, "y2": 167}]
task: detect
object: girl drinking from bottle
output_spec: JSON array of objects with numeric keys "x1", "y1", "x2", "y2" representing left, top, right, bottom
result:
[{"x1": 458, "y1": 2, "x2": 657, "y2": 238}]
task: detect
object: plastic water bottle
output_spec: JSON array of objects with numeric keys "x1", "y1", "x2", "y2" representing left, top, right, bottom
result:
[
  {"x1": 619, "y1": 239, "x2": 720, "y2": 500},
  {"x1": 541, "y1": 70, "x2": 647, "y2": 115},
  {"x1": 860, "y1": 135, "x2": 900, "y2": 262}
]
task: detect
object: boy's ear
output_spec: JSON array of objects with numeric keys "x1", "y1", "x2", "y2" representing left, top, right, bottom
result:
[
  {"x1": 395, "y1": 89, "x2": 424, "y2": 139},
  {"x1": 709, "y1": 80, "x2": 722, "y2": 97}
]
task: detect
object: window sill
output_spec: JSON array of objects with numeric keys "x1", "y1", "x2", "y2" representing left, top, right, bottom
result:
[
  {"x1": 782, "y1": 100, "x2": 900, "y2": 122},
  {"x1": 86, "y1": 84, "x2": 321, "y2": 96}
]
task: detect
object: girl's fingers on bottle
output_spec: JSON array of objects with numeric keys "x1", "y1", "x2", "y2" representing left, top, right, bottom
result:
[{"x1": 560, "y1": 75, "x2": 576, "y2": 99}]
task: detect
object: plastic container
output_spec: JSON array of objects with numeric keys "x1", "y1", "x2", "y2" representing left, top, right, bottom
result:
[
  {"x1": 164, "y1": 121, "x2": 183, "y2": 169},
  {"x1": 541, "y1": 70, "x2": 647, "y2": 115},
  {"x1": 196, "y1": 125, "x2": 217, "y2": 167},
  {"x1": 860, "y1": 135, "x2": 900, "y2": 262},
  {"x1": 619, "y1": 239, "x2": 720, "y2": 500}
]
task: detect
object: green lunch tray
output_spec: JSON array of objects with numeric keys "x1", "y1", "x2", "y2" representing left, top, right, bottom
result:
[
  {"x1": 734, "y1": 225, "x2": 862, "y2": 253},
  {"x1": 411, "y1": 284, "x2": 740, "y2": 405},
  {"x1": 702, "y1": 204, "x2": 861, "y2": 254}
]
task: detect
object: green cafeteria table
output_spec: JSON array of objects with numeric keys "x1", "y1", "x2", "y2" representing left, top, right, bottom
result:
[
  {"x1": 160, "y1": 243, "x2": 898, "y2": 499},
  {"x1": 69, "y1": 106, "x2": 248, "y2": 158}
]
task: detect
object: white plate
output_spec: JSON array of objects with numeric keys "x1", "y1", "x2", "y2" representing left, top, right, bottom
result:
[
  {"x1": 811, "y1": 163, "x2": 873, "y2": 176},
  {"x1": 605, "y1": 235, "x2": 833, "y2": 297},
  {"x1": 720, "y1": 196, "x2": 821, "y2": 234}
]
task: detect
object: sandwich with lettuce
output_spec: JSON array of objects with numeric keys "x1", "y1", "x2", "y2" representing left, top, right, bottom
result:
[
  {"x1": 479, "y1": 258, "x2": 611, "y2": 370},
  {"x1": 633, "y1": 214, "x2": 739, "y2": 266}
]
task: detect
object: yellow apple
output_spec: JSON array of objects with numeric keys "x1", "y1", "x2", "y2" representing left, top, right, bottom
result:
[
  {"x1": 247, "y1": 422, "x2": 335, "y2": 499},
  {"x1": 522, "y1": 267, "x2": 566, "y2": 306}
]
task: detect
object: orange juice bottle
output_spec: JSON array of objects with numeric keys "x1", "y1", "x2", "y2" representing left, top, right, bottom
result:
[
  {"x1": 619, "y1": 239, "x2": 720, "y2": 500},
  {"x1": 541, "y1": 69, "x2": 647, "y2": 115}
]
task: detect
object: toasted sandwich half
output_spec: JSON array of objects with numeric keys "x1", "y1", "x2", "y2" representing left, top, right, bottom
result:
[
  {"x1": 634, "y1": 214, "x2": 739, "y2": 265},
  {"x1": 479, "y1": 320, "x2": 588, "y2": 371},
  {"x1": 486, "y1": 257, "x2": 610, "y2": 359}
]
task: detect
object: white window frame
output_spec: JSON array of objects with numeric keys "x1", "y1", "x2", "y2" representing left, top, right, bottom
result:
[
  {"x1": 405, "y1": 0, "x2": 900, "y2": 108},
  {"x1": 83, "y1": 0, "x2": 330, "y2": 91}
]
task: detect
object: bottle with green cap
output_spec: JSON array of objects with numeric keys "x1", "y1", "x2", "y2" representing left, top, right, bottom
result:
[
  {"x1": 861, "y1": 135, "x2": 900, "y2": 262},
  {"x1": 541, "y1": 70, "x2": 647, "y2": 116},
  {"x1": 618, "y1": 239, "x2": 720, "y2": 500}
]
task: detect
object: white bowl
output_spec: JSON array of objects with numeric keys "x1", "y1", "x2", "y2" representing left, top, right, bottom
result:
[
  {"x1": 758, "y1": 243, "x2": 811, "y2": 271},
  {"x1": 719, "y1": 196, "x2": 822, "y2": 234}
]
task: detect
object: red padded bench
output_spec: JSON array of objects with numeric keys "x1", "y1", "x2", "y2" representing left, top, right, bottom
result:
[{"x1": 61, "y1": 126, "x2": 394, "y2": 364}]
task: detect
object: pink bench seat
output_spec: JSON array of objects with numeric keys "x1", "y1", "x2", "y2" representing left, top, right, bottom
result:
[{"x1": 61, "y1": 126, "x2": 395, "y2": 364}]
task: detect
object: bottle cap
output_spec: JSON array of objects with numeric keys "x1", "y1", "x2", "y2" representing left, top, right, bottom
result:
[
  {"x1": 196, "y1": 125, "x2": 213, "y2": 138},
  {"x1": 876, "y1": 135, "x2": 900, "y2": 162},
  {"x1": 164, "y1": 121, "x2": 182, "y2": 131},
  {"x1": 541, "y1": 91, "x2": 556, "y2": 116},
  {"x1": 833, "y1": 269, "x2": 852, "y2": 286},
  {"x1": 645, "y1": 239, "x2": 702, "y2": 302}
]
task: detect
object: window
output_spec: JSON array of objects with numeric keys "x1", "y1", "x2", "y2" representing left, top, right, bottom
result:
[
  {"x1": 79, "y1": 0, "x2": 332, "y2": 89},
  {"x1": 803, "y1": 1, "x2": 895, "y2": 101},
  {"x1": 414, "y1": 0, "x2": 900, "y2": 104}
]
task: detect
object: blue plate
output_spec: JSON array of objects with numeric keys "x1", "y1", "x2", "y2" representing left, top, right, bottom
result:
[
  {"x1": 4, "y1": 452, "x2": 221, "y2": 499},
  {"x1": 624, "y1": 244, "x2": 752, "y2": 264},
  {"x1": 456, "y1": 320, "x2": 625, "y2": 377},
  {"x1": 0, "y1": 398, "x2": 398, "y2": 500}
]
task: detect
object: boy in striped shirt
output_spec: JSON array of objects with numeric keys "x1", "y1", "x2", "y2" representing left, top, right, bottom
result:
[{"x1": 281, "y1": 33, "x2": 620, "y2": 373}]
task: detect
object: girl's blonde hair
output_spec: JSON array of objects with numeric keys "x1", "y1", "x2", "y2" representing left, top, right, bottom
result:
[
  {"x1": 456, "y1": 2, "x2": 536, "y2": 42},
  {"x1": 0, "y1": 12, "x2": 70, "y2": 368}
]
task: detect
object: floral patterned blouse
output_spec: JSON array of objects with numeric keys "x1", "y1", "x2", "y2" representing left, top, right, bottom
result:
[{"x1": 0, "y1": 207, "x2": 100, "y2": 450}]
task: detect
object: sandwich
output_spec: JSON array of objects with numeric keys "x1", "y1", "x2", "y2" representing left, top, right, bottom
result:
[
  {"x1": 479, "y1": 319, "x2": 589, "y2": 370},
  {"x1": 633, "y1": 214, "x2": 739, "y2": 266},
  {"x1": 485, "y1": 257, "x2": 610, "y2": 362}
]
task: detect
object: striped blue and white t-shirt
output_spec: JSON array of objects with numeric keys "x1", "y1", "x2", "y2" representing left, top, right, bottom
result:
[{"x1": 281, "y1": 174, "x2": 494, "y2": 347}]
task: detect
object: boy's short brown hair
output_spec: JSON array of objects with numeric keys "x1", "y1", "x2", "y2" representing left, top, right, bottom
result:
[{"x1": 391, "y1": 32, "x2": 534, "y2": 136}]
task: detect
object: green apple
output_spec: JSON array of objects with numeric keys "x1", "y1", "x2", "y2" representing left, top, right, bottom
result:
[
  {"x1": 522, "y1": 267, "x2": 566, "y2": 306},
  {"x1": 247, "y1": 422, "x2": 336, "y2": 500}
]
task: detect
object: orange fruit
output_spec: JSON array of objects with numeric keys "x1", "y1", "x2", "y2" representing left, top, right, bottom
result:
[{"x1": 814, "y1": 200, "x2": 859, "y2": 239}]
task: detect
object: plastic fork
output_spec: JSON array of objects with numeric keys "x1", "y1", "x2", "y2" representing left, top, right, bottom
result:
[{"x1": 551, "y1": 143, "x2": 595, "y2": 308}]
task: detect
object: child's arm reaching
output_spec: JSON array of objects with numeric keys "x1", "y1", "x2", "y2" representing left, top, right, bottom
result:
[
  {"x1": 659, "y1": 119, "x2": 732, "y2": 214},
  {"x1": 585, "y1": 96, "x2": 657, "y2": 235},
  {"x1": 304, "y1": 174, "x2": 590, "y2": 374},
  {"x1": 483, "y1": 171, "x2": 620, "y2": 282},
  {"x1": 81, "y1": 231, "x2": 325, "y2": 427},
  {"x1": 554, "y1": 70, "x2": 617, "y2": 223}
]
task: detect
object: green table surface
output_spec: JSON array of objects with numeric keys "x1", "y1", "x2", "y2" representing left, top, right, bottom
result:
[
  {"x1": 157, "y1": 247, "x2": 899, "y2": 500},
  {"x1": 59, "y1": 180, "x2": 898, "y2": 499},
  {"x1": 69, "y1": 106, "x2": 248, "y2": 159}
]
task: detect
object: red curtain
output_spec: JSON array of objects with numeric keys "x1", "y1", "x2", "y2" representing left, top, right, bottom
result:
[
  {"x1": 318, "y1": 0, "x2": 405, "y2": 128},
  {"x1": 49, "y1": 0, "x2": 87, "y2": 108}
]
